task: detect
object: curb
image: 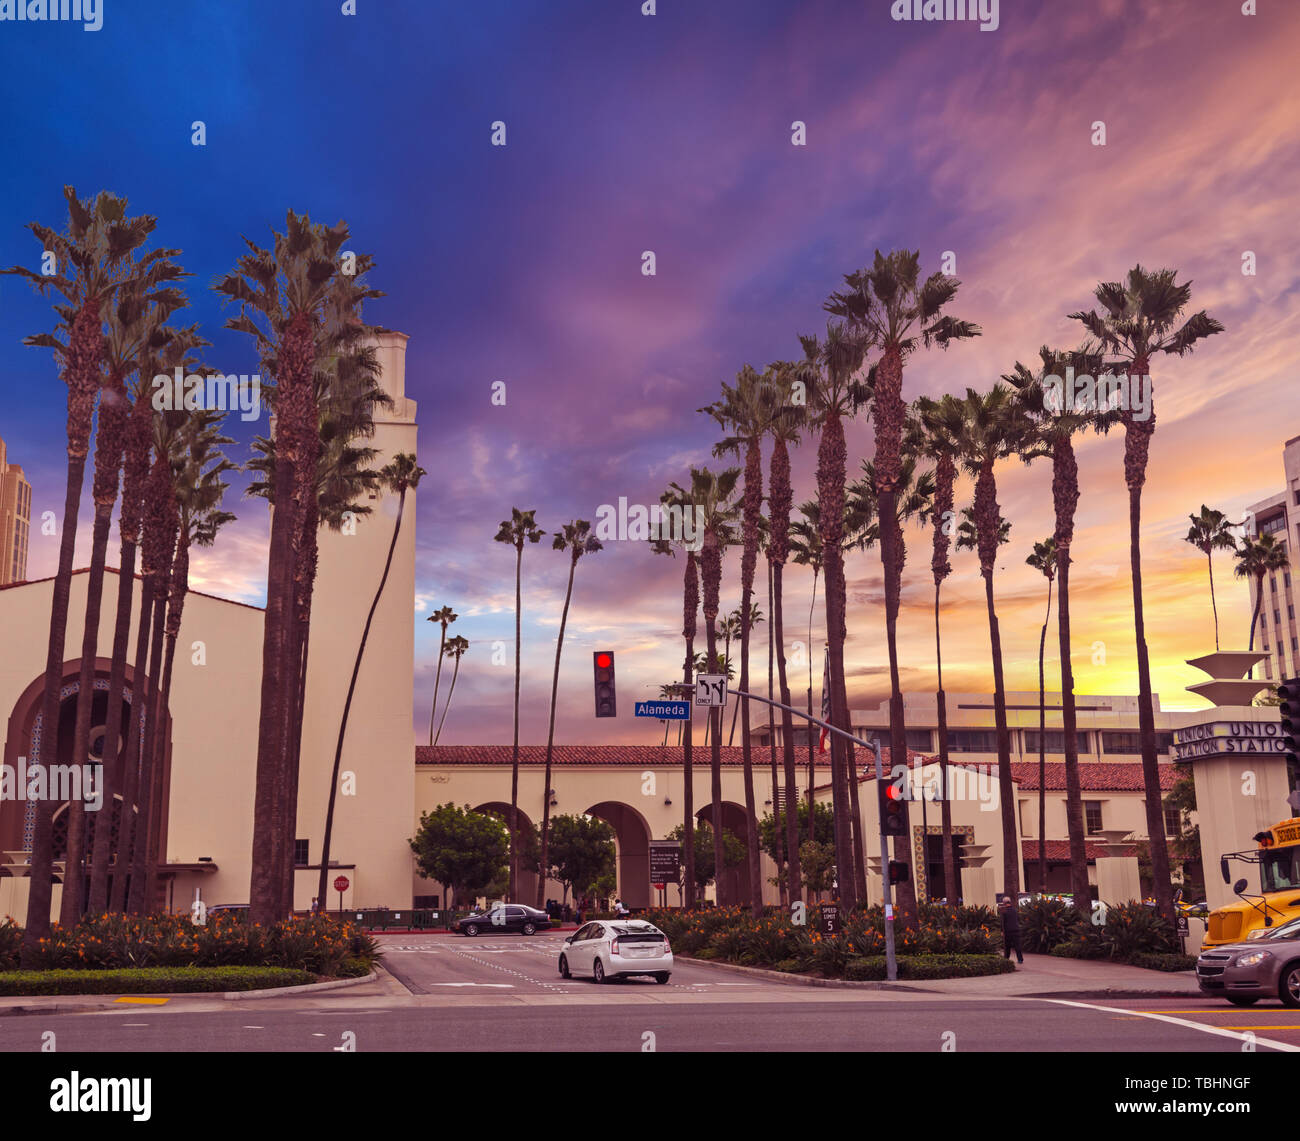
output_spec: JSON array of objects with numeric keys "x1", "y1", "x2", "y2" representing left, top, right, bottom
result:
[
  {"x1": 679, "y1": 955, "x2": 929, "y2": 991},
  {"x1": 1012, "y1": 987, "x2": 1202, "y2": 1001},
  {"x1": 0, "y1": 969, "x2": 379, "y2": 1013}
]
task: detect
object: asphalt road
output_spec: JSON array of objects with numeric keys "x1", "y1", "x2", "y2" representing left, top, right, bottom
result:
[{"x1": 0, "y1": 932, "x2": 1296, "y2": 1052}]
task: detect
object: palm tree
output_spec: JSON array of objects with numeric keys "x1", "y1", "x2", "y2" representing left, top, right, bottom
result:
[
  {"x1": 426, "y1": 606, "x2": 458, "y2": 744},
  {"x1": 433, "y1": 637, "x2": 470, "y2": 744},
  {"x1": 790, "y1": 505, "x2": 823, "y2": 845},
  {"x1": 914, "y1": 393, "x2": 965, "y2": 908},
  {"x1": 1026, "y1": 537, "x2": 1057, "y2": 892},
  {"x1": 848, "y1": 449, "x2": 935, "y2": 900},
  {"x1": 494, "y1": 507, "x2": 545, "y2": 900},
  {"x1": 1235, "y1": 533, "x2": 1291, "y2": 668},
  {"x1": 670, "y1": 467, "x2": 739, "y2": 904},
  {"x1": 793, "y1": 325, "x2": 874, "y2": 908},
  {"x1": 1071, "y1": 265, "x2": 1224, "y2": 923},
  {"x1": 216, "y1": 210, "x2": 382, "y2": 923},
  {"x1": 3, "y1": 189, "x2": 161, "y2": 951},
  {"x1": 137, "y1": 411, "x2": 236, "y2": 912},
  {"x1": 650, "y1": 479, "x2": 706, "y2": 906},
  {"x1": 1185, "y1": 506, "x2": 1238, "y2": 651},
  {"x1": 537, "y1": 520, "x2": 603, "y2": 908},
  {"x1": 827, "y1": 252, "x2": 980, "y2": 922},
  {"x1": 317, "y1": 453, "x2": 425, "y2": 911},
  {"x1": 1005, "y1": 344, "x2": 1119, "y2": 912},
  {"x1": 703, "y1": 368, "x2": 781, "y2": 916},
  {"x1": 952, "y1": 384, "x2": 1037, "y2": 900}
]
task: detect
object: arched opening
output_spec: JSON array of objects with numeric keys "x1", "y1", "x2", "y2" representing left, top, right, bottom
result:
[
  {"x1": 696, "y1": 801, "x2": 752, "y2": 905},
  {"x1": 585, "y1": 801, "x2": 652, "y2": 910},
  {"x1": 472, "y1": 801, "x2": 539, "y2": 906}
]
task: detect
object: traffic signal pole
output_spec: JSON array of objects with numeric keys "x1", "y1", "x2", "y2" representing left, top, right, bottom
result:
[{"x1": 684, "y1": 684, "x2": 901, "y2": 980}]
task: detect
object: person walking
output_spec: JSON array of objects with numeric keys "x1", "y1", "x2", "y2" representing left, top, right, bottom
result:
[{"x1": 998, "y1": 894, "x2": 1024, "y2": 964}]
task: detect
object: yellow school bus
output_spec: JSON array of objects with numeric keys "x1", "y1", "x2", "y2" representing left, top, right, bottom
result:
[{"x1": 1204, "y1": 817, "x2": 1300, "y2": 947}]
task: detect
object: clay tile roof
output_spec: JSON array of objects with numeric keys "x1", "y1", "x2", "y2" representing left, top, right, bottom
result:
[{"x1": 1006, "y1": 762, "x2": 1179, "y2": 792}]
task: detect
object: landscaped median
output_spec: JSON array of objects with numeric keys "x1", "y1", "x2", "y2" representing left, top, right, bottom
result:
[
  {"x1": 643, "y1": 904, "x2": 1017, "y2": 982},
  {"x1": 0, "y1": 912, "x2": 380, "y2": 996}
]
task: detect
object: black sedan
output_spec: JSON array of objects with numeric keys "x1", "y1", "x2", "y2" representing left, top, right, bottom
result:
[{"x1": 456, "y1": 903, "x2": 551, "y2": 936}]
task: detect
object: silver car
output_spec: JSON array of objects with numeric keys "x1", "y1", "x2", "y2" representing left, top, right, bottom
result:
[
  {"x1": 1196, "y1": 929, "x2": 1300, "y2": 1007},
  {"x1": 558, "y1": 920, "x2": 673, "y2": 984}
]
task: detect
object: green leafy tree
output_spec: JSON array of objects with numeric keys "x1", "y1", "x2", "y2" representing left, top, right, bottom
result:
[
  {"x1": 545, "y1": 814, "x2": 615, "y2": 904},
  {"x1": 758, "y1": 800, "x2": 833, "y2": 863},
  {"x1": 799, "y1": 840, "x2": 837, "y2": 900},
  {"x1": 409, "y1": 804, "x2": 510, "y2": 907},
  {"x1": 668, "y1": 822, "x2": 744, "y2": 895}
]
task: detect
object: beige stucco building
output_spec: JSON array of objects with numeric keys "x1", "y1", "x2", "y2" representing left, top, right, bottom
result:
[{"x1": 0, "y1": 435, "x2": 31, "y2": 587}]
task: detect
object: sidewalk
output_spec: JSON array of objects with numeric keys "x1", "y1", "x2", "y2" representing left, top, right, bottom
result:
[{"x1": 683, "y1": 952, "x2": 1202, "y2": 999}]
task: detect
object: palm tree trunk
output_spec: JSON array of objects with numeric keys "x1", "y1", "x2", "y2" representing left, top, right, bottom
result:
[
  {"x1": 1207, "y1": 551, "x2": 1220, "y2": 652},
  {"x1": 738, "y1": 440, "x2": 764, "y2": 918},
  {"x1": 434, "y1": 657, "x2": 461, "y2": 745},
  {"x1": 22, "y1": 299, "x2": 100, "y2": 961},
  {"x1": 772, "y1": 559, "x2": 801, "y2": 906},
  {"x1": 317, "y1": 487, "x2": 408, "y2": 912},
  {"x1": 429, "y1": 626, "x2": 447, "y2": 745},
  {"x1": 706, "y1": 615, "x2": 724, "y2": 905},
  {"x1": 509, "y1": 543, "x2": 523, "y2": 902},
  {"x1": 538, "y1": 553, "x2": 578, "y2": 909},
  {"x1": 1037, "y1": 577, "x2": 1053, "y2": 892},
  {"x1": 934, "y1": 581, "x2": 956, "y2": 906},
  {"x1": 1248, "y1": 577, "x2": 1263, "y2": 650},
  {"x1": 767, "y1": 558, "x2": 783, "y2": 906},
  {"x1": 807, "y1": 568, "x2": 818, "y2": 846},
  {"x1": 984, "y1": 572, "x2": 1019, "y2": 898},
  {"x1": 880, "y1": 498, "x2": 915, "y2": 923},
  {"x1": 1057, "y1": 551, "x2": 1091, "y2": 910},
  {"x1": 110, "y1": 574, "x2": 155, "y2": 915},
  {"x1": 682, "y1": 552, "x2": 698, "y2": 909},
  {"x1": 128, "y1": 584, "x2": 169, "y2": 914}
]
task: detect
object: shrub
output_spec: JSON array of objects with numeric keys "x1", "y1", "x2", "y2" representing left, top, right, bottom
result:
[
  {"x1": 0, "y1": 966, "x2": 314, "y2": 996},
  {"x1": 844, "y1": 954, "x2": 1015, "y2": 981},
  {"x1": 1050, "y1": 940, "x2": 1109, "y2": 960},
  {"x1": 336, "y1": 957, "x2": 373, "y2": 978},
  {"x1": 0, "y1": 918, "x2": 21, "y2": 971},
  {"x1": 1101, "y1": 901, "x2": 1179, "y2": 959},
  {"x1": 1018, "y1": 898, "x2": 1085, "y2": 953},
  {"x1": 1128, "y1": 952, "x2": 1197, "y2": 973}
]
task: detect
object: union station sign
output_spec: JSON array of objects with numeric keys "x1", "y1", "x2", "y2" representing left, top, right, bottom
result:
[{"x1": 1171, "y1": 721, "x2": 1286, "y2": 761}]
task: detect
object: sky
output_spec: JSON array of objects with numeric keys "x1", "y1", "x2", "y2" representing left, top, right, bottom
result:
[{"x1": 1, "y1": 0, "x2": 1296, "y2": 745}]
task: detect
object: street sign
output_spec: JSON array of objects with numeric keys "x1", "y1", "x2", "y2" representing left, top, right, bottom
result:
[
  {"x1": 818, "y1": 902, "x2": 841, "y2": 936},
  {"x1": 1176, "y1": 914, "x2": 1189, "y2": 938},
  {"x1": 334, "y1": 875, "x2": 350, "y2": 893},
  {"x1": 695, "y1": 674, "x2": 727, "y2": 707},
  {"x1": 634, "y1": 700, "x2": 690, "y2": 720},
  {"x1": 649, "y1": 842, "x2": 681, "y2": 882}
]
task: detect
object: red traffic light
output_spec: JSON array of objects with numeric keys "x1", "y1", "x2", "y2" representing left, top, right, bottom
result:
[
  {"x1": 596, "y1": 652, "x2": 613, "y2": 669},
  {"x1": 885, "y1": 784, "x2": 904, "y2": 801}
]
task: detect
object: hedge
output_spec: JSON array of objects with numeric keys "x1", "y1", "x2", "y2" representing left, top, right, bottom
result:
[
  {"x1": 1127, "y1": 952, "x2": 1197, "y2": 973},
  {"x1": 844, "y1": 954, "x2": 1016, "y2": 981},
  {"x1": 0, "y1": 966, "x2": 316, "y2": 996}
]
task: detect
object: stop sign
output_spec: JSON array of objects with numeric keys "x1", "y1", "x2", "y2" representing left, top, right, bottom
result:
[{"x1": 334, "y1": 875, "x2": 350, "y2": 892}]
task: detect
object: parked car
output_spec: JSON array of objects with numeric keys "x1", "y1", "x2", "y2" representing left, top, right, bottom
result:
[
  {"x1": 558, "y1": 919, "x2": 672, "y2": 984},
  {"x1": 456, "y1": 903, "x2": 550, "y2": 936},
  {"x1": 1196, "y1": 929, "x2": 1300, "y2": 1007}
]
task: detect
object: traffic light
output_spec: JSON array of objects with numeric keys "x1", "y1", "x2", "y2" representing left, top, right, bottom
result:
[
  {"x1": 1279, "y1": 677, "x2": 1299, "y2": 802},
  {"x1": 887, "y1": 859, "x2": 910, "y2": 885},
  {"x1": 878, "y1": 773, "x2": 908, "y2": 837},
  {"x1": 593, "y1": 650, "x2": 617, "y2": 718}
]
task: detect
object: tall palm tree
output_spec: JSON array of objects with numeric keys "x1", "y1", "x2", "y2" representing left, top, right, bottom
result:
[
  {"x1": 847, "y1": 450, "x2": 935, "y2": 902},
  {"x1": 1235, "y1": 533, "x2": 1291, "y2": 667},
  {"x1": 317, "y1": 453, "x2": 425, "y2": 910},
  {"x1": 764, "y1": 364, "x2": 807, "y2": 904},
  {"x1": 914, "y1": 393, "x2": 965, "y2": 908},
  {"x1": 3, "y1": 189, "x2": 160, "y2": 951},
  {"x1": 433, "y1": 637, "x2": 470, "y2": 744},
  {"x1": 137, "y1": 411, "x2": 236, "y2": 911},
  {"x1": 790, "y1": 505, "x2": 823, "y2": 845},
  {"x1": 537, "y1": 520, "x2": 603, "y2": 908},
  {"x1": 1026, "y1": 537, "x2": 1058, "y2": 893},
  {"x1": 793, "y1": 326, "x2": 873, "y2": 908},
  {"x1": 1005, "y1": 344, "x2": 1118, "y2": 911},
  {"x1": 651, "y1": 482, "x2": 704, "y2": 907},
  {"x1": 426, "y1": 606, "x2": 458, "y2": 744},
  {"x1": 1071, "y1": 265, "x2": 1224, "y2": 923},
  {"x1": 826, "y1": 251, "x2": 980, "y2": 923},
  {"x1": 953, "y1": 384, "x2": 1037, "y2": 900},
  {"x1": 494, "y1": 507, "x2": 545, "y2": 900},
  {"x1": 216, "y1": 210, "x2": 383, "y2": 923},
  {"x1": 703, "y1": 368, "x2": 781, "y2": 916},
  {"x1": 670, "y1": 468, "x2": 739, "y2": 904},
  {"x1": 1185, "y1": 506, "x2": 1238, "y2": 651}
]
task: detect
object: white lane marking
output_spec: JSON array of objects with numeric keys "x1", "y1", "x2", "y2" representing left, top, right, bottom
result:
[
  {"x1": 427, "y1": 982, "x2": 515, "y2": 988},
  {"x1": 1040, "y1": 998, "x2": 1300, "y2": 1052},
  {"x1": 242, "y1": 1026, "x2": 264, "y2": 1030},
  {"x1": 121, "y1": 1023, "x2": 149, "y2": 1027}
]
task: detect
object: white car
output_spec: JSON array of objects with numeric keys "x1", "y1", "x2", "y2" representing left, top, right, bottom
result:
[{"x1": 558, "y1": 919, "x2": 673, "y2": 984}]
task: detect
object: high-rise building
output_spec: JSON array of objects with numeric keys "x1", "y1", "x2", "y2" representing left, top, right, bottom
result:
[
  {"x1": 1246, "y1": 434, "x2": 1300, "y2": 683},
  {"x1": 0, "y1": 436, "x2": 32, "y2": 586}
]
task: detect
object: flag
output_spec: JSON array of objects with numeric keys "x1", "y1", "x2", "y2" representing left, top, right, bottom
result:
[{"x1": 819, "y1": 645, "x2": 831, "y2": 753}]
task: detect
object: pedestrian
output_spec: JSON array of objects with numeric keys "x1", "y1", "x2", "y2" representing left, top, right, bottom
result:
[
  {"x1": 998, "y1": 894, "x2": 1024, "y2": 964},
  {"x1": 310, "y1": 897, "x2": 319, "y2": 915},
  {"x1": 614, "y1": 898, "x2": 628, "y2": 917}
]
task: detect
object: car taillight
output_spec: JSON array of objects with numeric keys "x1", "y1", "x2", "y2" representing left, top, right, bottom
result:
[{"x1": 611, "y1": 940, "x2": 620, "y2": 955}]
